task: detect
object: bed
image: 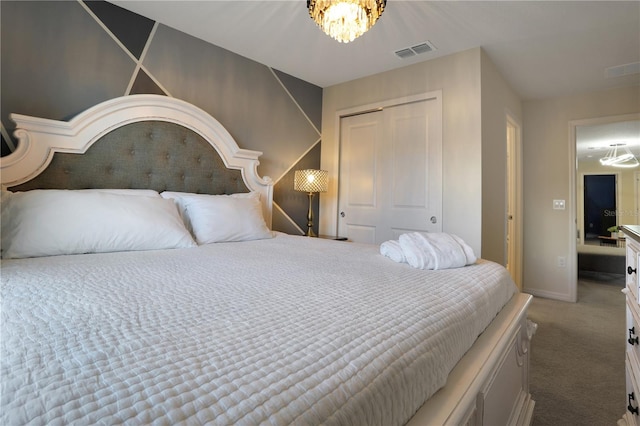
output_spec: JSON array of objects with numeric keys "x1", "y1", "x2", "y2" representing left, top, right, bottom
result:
[{"x1": 1, "y1": 95, "x2": 535, "y2": 425}]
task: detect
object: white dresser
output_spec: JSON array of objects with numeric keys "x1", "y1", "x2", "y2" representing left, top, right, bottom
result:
[{"x1": 620, "y1": 225, "x2": 640, "y2": 426}]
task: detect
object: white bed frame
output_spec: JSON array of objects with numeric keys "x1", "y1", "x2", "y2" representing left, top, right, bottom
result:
[
  {"x1": 1, "y1": 95, "x2": 273, "y2": 226},
  {"x1": 409, "y1": 293, "x2": 536, "y2": 425},
  {"x1": 1, "y1": 94, "x2": 535, "y2": 425}
]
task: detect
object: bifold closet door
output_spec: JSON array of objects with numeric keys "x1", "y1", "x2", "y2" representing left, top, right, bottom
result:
[{"x1": 338, "y1": 98, "x2": 442, "y2": 244}]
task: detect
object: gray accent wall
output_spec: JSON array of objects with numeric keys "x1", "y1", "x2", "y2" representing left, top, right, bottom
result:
[
  {"x1": 1, "y1": 0, "x2": 323, "y2": 235},
  {"x1": 1, "y1": 1, "x2": 135, "y2": 125}
]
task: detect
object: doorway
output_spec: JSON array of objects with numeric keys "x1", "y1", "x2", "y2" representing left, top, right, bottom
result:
[
  {"x1": 636, "y1": 171, "x2": 640, "y2": 221},
  {"x1": 570, "y1": 114, "x2": 640, "y2": 301}
]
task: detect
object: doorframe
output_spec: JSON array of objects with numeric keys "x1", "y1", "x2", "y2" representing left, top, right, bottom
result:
[
  {"x1": 506, "y1": 112, "x2": 523, "y2": 290},
  {"x1": 569, "y1": 112, "x2": 640, "y2": 302},
  {"x1": 333, "y1": 90, "x2": 443, "y2": 234},
  {"x1": 636, "y1": 171, "x2": 640, "y2": 224}
]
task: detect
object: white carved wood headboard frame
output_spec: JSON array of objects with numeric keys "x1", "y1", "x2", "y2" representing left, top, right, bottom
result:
[{"x1": 1, "y1": 95, "x2": 274, "y2": 226}]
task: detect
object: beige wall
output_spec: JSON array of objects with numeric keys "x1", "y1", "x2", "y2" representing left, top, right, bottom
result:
[
  {"x1": 523, "y1": 86, "x2": 640, "y2": 301},
  {"x1": 320, "y1": 48, "x2": 522, "y2": 258}
]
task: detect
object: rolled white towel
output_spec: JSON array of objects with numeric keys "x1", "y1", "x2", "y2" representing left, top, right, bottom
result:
[
  {"x1": 380, "y1": 239, "x2": 406, "y2": 263},
  {"x1": 398, "y1": 232, "x2": 437, "y2": 270},
  {"x1": 425, "y1": 233, "x2": 471, "y2": 269},
  {"x1": 399, "y1": 232, "x2": 476, "y2": 270},
  {"x1": 450, "y1": 234, "x2": 477, "y2": 266}
]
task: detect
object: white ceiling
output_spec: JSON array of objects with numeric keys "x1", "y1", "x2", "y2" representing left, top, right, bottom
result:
[
  {"x1": 111, "y1": 0, "x2": 639, "y2": 100},
  {"x1": 110, "y1": 0, "x2": 640, "y2": 165}
]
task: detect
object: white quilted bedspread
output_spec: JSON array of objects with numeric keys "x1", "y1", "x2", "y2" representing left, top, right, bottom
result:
[{"x1": 1, "y1": 233, "x2": 516, "y2": 426}]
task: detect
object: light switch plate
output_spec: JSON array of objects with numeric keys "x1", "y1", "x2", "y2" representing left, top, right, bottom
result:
[{"x1": 553, "y1": 199, "x2": 565, "y2": 210}]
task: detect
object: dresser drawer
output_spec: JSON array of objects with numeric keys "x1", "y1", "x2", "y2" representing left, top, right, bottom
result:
[
  {"x1": 622, "y1": 227, "x2": 640, "y2": 426},
  {"x1": 626, "y1": 238, "x2": 640, "y2": 302},
  {"x1": 628, "y1": 304, "x2": 640, "y2": 366},
  {"x1": 627, "y1": 355, "x2": 640, "y2": 426}
]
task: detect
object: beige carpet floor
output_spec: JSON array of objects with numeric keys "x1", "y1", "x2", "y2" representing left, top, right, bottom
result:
[{"x1": 528, "y1": 272, "x2": 626, "y2": 425}]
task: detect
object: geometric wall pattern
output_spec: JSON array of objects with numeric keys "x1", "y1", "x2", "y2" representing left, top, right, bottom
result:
[{"x1": 0, "y1": 0, "x2": 323, "y2": 235}]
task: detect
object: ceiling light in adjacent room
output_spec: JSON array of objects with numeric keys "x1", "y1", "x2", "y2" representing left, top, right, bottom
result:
[
  {"x1": 600, "y1": 143, "x2": 639, "y2": 168},
  {"x1": 307, "y1": 0, "x2": 386, "y2": 43}
]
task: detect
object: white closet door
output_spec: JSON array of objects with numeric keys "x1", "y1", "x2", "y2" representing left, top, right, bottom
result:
[{"x1": 338, "y1": 98, "x2": 442, "y2": 244}]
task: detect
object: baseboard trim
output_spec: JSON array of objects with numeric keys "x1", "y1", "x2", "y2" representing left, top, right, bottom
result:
[{"x1": 523, "y1": 287, "x2": 575, "y2": 302}]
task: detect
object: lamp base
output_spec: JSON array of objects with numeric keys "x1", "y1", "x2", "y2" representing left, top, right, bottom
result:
[{"x1": 305, "y1": 192, "x2": 316, "y2": 237}]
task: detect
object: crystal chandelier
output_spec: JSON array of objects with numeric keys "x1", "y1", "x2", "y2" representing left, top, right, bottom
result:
[
  {"x1": 599, "y1": 143, "x2": 639, "y2": 168},
  {"x1": 307, "y1": 0, "x2": 386, "y2": 43}
]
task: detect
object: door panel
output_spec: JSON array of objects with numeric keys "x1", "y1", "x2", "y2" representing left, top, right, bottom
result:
[
  {"x1": 338, "y1": 98, "x2": 442, "y2": 244},
  {"x1": 391, "y1": 113, "x2": 427, "y2": 207},
  {"x1": 339, "y1": 111, "x2": 383, "y2": 244},
  {"x1": 506, "y1": 118, "x2": 517, "y2": 285},
  {"x1": 345, "y1": 224, "x2": 377, "y2": 245},
  {"x1": 345, "y1": 117, "x2": 379, "y2": 207}
]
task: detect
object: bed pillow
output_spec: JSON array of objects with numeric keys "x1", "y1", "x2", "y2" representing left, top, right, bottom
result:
[
  {"x1": 160, "y1": 191, "x2": 272, "y2": 243},
  {"x1": 161, "y1": 191, "x2": 255, "y2": 233},
  {"x1": 1, "y1": 189, "x2": 196, "y2": 259}
]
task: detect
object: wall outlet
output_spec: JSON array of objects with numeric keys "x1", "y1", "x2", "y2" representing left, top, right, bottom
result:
[
  {"x1": 553, "y1": 199, "x2": 565, "y2": 210},
  {"x1": 557, "y1": 256, "x2": 566, "y2": 268}
]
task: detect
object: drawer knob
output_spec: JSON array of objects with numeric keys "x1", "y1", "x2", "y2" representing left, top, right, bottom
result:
[
  {"x1": 629, "y1": 393, "x2": 639, "y2": 415},
  {"x1": 629, "y1": 266, "x2": 637, "y2": 275},
  {"x1": 629, "y1": 327, "x2": 639, "y2": 346}
]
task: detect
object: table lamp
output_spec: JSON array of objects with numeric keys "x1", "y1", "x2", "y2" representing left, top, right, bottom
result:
[{"x1": 294, "y1": 169, "x2": 328, "y2": 237}]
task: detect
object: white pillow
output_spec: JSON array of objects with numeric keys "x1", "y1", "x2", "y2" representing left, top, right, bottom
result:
[
  {"x1": 160, "y1": 191, "x2": 272, "y2": 243},
  {"x1": 1, "y1": 190, "x2": 196, "y2": 259},
  {"x1": 161, "y1": 191, "x2": 254, "y2": 233}
]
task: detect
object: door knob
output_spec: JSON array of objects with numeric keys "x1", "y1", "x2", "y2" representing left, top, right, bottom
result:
[
  {"x1": 430, "y1": 216, "x2": 437, "y2": 224},
  {"x1": 340, "y1": 211, "x2": 345, "y2": 218}
]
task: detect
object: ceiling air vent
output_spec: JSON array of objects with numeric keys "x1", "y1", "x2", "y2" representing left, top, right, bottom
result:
[
  {"x1": 605, "y1": 61, "x2": 640, "y2": 79},
  {"x1": 411, "y1": 42, "x2": 433, "y2": 54},
  {"x1": 395, "y1": 40, "x2": 436, "y2": 59},
  {"x1": 395, "y1": 48, "x2": 415, "y2": 59}
]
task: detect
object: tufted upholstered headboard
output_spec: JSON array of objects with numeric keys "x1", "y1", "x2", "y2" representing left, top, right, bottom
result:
[
  {"x1": 8, "y1": 121, "x2": 250, "y2": 195},
  {"x1": 1, "y1": 95, "x2": 273, "y2": 226}
]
